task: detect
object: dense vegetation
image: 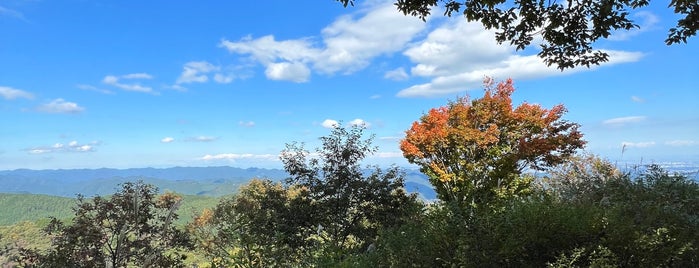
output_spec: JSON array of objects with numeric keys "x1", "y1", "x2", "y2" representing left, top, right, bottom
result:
[
  {"x1": 2, "y1": 79, "x2": 697, "y2": 267},
  {"x1": 0, "y1": 194, "x2": 75, "y2": 226}
]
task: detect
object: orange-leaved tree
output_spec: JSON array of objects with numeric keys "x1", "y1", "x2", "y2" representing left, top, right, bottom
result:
[{"x1": 400, "y1": 78, "x2": 585, "y2": 209}]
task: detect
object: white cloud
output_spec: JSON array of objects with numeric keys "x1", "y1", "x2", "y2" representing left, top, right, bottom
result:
[
  {"x1": 219, "y1": 1, "x2": 425, "y2": 81},
  {"x1": 384, "y1": 67, "x2": 409, "y2": 81},
  {"x1": 175, "y1": 62, "x2": 241, "y2": 85},
  {"x1": 314, "y1": 3, "x2": 425, "y2": 73},
  {"x1": 37, "y1": 99, "x2": 84, "y2": 114},
  {"x1": 265, "y1": 62, "x2": 311, "y2": 82},
  {"x1": 403, "y1": 20, "x2": 511, "y2": 75},
  {"x1": 321, "y1": 119, "x2": 339, "y2": 129},
  {"x1": 0, "y1": 86, "x2": 34, "y2": 100},
  {"x1": 622, "y1": 141, "x2": 656, "y2": 148},
  {"x1": 161, "y1": 137, "x2": 175, "y2": 143},
  {"x1": 220, "y1": 35, "x2": 319, "y2": 65},
  {"x1": 218, "y1": 0, "x2": 642, "y2": 95},
  {"x1": 102, "y1": 75, "x2": 118, "y2": 84},
  {"x1": 176, "y1": 61, "x2": 220, "y2": 84},
  {"x1": 369, "y1": 94, "x2": 381, "y2": 99},
  {"x1": 239, "y1": 121, "x2": 256, "y2": 127},
  {"x1": 27, "y1": 141, "x2": 98, "y2": 154},
  {"x1": 121, "y1": 73, "x2": 153, "y2": 79},
  {"x1": 411, "y1": 64, "x2": 437, "y2": 77},
  {"x1": 200, "y1": 153, "x2": 278, "y2": 161},
  {"x1": 603, "y1": 116, "x2": 646, "y2": 126},
  {"x1": 395, "y1": 18, "x2": 643, "y2": 98},
  {"x1": 665, "y1": 140, "x2": 699, "y2": 147},
  {"x1": 102, "y1": 73, "x2": 154, "y2": 93},
  {"x1": 213, "y1": 73, "x2": 234, "y2": 84},
  {"x1": 349, "y1": 118, "x2": 370, "y2": 128},
  {"x1": 187, "y1": 136, "x2": 218, "y2": 142},
  {"x1": 397, "y1": 50, "x2": 643, "y2": 97}
]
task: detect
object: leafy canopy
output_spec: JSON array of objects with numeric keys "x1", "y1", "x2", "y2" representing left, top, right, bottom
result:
[
  {"x1": 281, "y1": 124, "x2": 417, "y2": 257},
  {"x1": 18, "y1": 181, "x2": 192, "y2": 268},
  {"x1": 400, "y1": 78, "x2": 585, "y2": 207},
  {"x1": 336, "y1": 0, "x2": 697, "y2": 69},
  {"x1": 191, "y1": 125, "x2": 418, "y2": 266}
]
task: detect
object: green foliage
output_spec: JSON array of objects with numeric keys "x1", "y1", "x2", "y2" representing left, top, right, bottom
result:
[
  {"x1": 0, "y1": 193, "x2": 220, "y2": 228},
  {"x1": 353, "y1": 161, "x2": 698, "y2": 267},
  {"x1": 189, "y1": 178, "x2": 315, "y2": 267},
  {"x1": 597, "y1": 165, "x2": 699, "y2": 266},
  {"x1": 337, "y1": 0, "x2": 697, "y2": 69},
  {"x1": 0, "y1": 194, "x2": 75, "y2": 226},
  {"x1": 0, "y1": 221, "x2": 52, "y2": 267},
  {"x1": 282, "y1": 125, "x2": 419, "y2": 261},
  {"x1": 16, "y1": 181, "x2": 193, "y2": 268},
  {"x1": 193, "y1": 125, "x2": 420, "y2": 266}
]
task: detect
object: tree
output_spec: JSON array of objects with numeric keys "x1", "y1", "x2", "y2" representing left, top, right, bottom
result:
[
  {"x1": 189, "y1": 178, "x2": 315, "y2": 267},
  {"x1": 400, "y1": 78, "x2": 585, "y2": 208},
  {"x1": 18, "y1": 181, "x2": 191, "y2": 268},
  {"x1": 281, "y1": 124, "x2": 418, "y2": 262},
  {"x1": 336, "y1": 0, "x2": 697, "y2": 69},
  {"x1": 191, "y1": 125, "x2": 418, "y2": 266}
]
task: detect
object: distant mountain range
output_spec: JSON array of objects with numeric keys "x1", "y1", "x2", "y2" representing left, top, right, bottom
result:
[
  {"x1": 0, "y1": 166, "x2": 438, "y2": 200},
  {"x1": 0, "y1": 166, "x2": 287, "y2": 197},
  {"x1": 1, "y1": 163, "x2": 694, "y2": 200}
]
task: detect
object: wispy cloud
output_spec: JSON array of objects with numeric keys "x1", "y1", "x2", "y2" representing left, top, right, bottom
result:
[
  {"x1": 36, "y1": 99, "x2": 84, "y2": 114},
  {"x1": 77, "y1": 84, "x2": 114, "y2": 94},
  {"x1": 187, "y1": 136, "x2": 218, "y2": 142},
  {"x1": 0, "y1": 86, "x2": 34, "y2": 100},
  {"x1": 0, "y1": 5, "x2": 25, "y2": 20},
  {"x1": 239, "y1": 121, "x2": 256, "y2": 127},
  {"x1": 213, "y1": 73, "x2": 234, "y2": 84},
  {"x1": 102, "y1": 73, "x2": 155, "y2": 93},
  {"x1": 603, "y1": 116, "x2": 646, "y2": 126},
  {"x1": 161, "y1": 137, "x2": 175, "y2": 143},
  {"x1": 384, "y1": 67, "x2": 409, "y2": 81},
  {"x1": 631, "y1": 95, "x2": 645, "y2": 103},
  {"x1": 27, "y1": 141, "x2": 98, "y2": 154},
  {"x1": 622, "y1": 141, "x2": 656, "y2": 148},
  {"x1": 665, "y1": 140, "x2": 698, "y2": 147},
  {"x1": 175, "y1": 61, "x2": 241, "y2": 86},
  {"x1": 121, "y1": 73, "x2": 153, "y2": 79},
  {"x1": 176, "y1": 61, "x2": 219, "y2": 84}
]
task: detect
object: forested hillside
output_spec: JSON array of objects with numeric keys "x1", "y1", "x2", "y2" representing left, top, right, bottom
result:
[{"x1": 0, "y1": 194, "x2": 75, "y2": 226}]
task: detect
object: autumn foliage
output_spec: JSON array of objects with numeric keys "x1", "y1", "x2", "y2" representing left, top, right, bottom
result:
[{"x1": 400, "y1": 78, "x2": 585, "y2": 206}]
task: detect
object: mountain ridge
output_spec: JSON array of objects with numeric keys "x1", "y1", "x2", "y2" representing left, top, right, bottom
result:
[{"x1": 0, "y1": 166, "x2": 437, "y2": 199}]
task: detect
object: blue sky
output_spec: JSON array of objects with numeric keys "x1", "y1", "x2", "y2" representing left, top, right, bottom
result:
[{"x1": 1, "y1": 0, "x2": 697, "y2": 170}]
